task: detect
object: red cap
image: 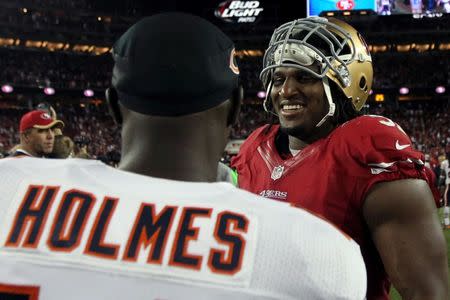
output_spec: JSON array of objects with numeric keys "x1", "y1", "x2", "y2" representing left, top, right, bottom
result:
[{"x1": 20, "y1": 110, "x2": 65, "y2": 133}]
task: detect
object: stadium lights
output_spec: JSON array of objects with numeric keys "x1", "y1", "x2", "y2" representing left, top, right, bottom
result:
[
  {"x1": 43, "y1": 87, "x2": 55, "y2": 95},
  {"x1": 438, "y1": 43, "x2": 450, "y2": 50},
  {"x1": 257, "y1": 91, "x2": 266, "y2": 99},
  {"x1": 399, "y1": 87, "x2": 409, "y2": 95},
  {"x1": 1, "y1": 84, "x2": 13, "y2": 93},
  {"x1": 234, "y1": 49, "x2": 264, "y2": 58},
  {"x1": 375, "y1": 94, "x2": 384, "y2": 102},
  {"x1": 397, "y1": 44, "x2": 411, "y2": 52},
  {"x1": 84, "y1": 89, "x2": 94, "y2": 97},
  {"x1": 435, "y1": 86, "x2": 446, "y2": 94},
  {"x1": 370, "y1": 45, "x2": 388, "y2": 53}
]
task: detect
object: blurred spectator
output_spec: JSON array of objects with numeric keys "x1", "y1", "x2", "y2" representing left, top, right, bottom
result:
[
  {"x1": 12, "y1": 109, "x2": 63, "y2": 157},
  {"x1": 35, "y1": 102, "x2": 72, "y2": 158},
  {"x1": 53, "y1": 135, "x2": 74, "y2": 158},
  {"x1": 72, "y1": 134, "x2": 91, "y2": 159}
]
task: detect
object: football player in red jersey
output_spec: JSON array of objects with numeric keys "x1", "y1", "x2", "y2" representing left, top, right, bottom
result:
[{"x1": 231, "y1": 17, "x2": 448, "y2": 300}]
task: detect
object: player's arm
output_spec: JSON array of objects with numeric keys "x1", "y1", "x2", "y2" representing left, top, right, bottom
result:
[{"x1": 363, "y1": 179, "x2": 449, "y2": 300}]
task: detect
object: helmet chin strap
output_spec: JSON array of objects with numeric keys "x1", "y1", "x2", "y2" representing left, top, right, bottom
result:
[
  {"x1": 315, "y1": 77, "x2": 336, "y2": 127},
  {"x1": 263, "y1": 81, "x2": 279, "y2": 117}
]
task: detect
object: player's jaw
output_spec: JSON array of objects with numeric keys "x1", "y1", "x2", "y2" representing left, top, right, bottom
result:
[
  {"x1": 271, "y1": 91, "x2": 316, "y2": 138},
  {"x1": 42, "y1": 141, "x2": 54, "y2": 153},
  {"x1": 272, "y1": 92, "x2": 330, "y2": 141}
]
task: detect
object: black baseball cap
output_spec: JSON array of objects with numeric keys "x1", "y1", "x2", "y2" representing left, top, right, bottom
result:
[{"x1": 111, "y1": 12, "x2": 240, "y2": 116}]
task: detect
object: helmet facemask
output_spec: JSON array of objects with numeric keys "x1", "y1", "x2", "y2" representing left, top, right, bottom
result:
[{"x1": 260, "y1": 17, "x2": 373, "y2": 127}]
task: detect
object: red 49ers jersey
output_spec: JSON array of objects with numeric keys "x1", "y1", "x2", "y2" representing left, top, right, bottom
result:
[{"x1": 232, "y1": 115, "x2": 439, "y2": 300}]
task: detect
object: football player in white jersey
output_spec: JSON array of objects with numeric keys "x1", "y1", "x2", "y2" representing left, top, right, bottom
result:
[
  {"x1": 0, "y1": 13, "x2": 367, "y2": 300},
  {"x1": 440, "y1": 153, "x2": 450, "y2": 229}
]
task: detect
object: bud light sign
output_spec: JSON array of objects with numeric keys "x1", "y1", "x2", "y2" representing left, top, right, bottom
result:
[{"x1": 215, "y1": 0, "x2": 264, "y2": 23}]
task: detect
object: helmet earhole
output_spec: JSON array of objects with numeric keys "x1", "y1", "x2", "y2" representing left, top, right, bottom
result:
[{"x1": 359, "y1": 76, "x2": 367, "y2": 91}]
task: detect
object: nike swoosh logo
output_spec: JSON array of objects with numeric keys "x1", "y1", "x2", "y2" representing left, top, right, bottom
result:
[{"x1": 395, "y1": 140, "x2": 410, "y2": 150}]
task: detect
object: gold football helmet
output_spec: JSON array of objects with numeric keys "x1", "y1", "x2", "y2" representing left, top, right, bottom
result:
[{"x1": 261, "y1": 17, "x2": 373, "y2": 112}]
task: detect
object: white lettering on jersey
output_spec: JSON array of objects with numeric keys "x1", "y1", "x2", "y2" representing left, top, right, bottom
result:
[
  {"x1": 259, "y1": 190, "x2": 288, "y2": 201},
  {"x1": 366, "y1": 115, "x2": 407, "y2": 135},
  {"x1": 379, "y1": 119, "x2": 395, "y2": 127},
  {"x1": 0, "y1": 180, "x2": 258, "y2": 287},
  {"x1": 395, "y1": 140, "x2": 410, "y2": 150},
  {"x1": 368, "y1": 161, "x2": 395, "y2": 174}
]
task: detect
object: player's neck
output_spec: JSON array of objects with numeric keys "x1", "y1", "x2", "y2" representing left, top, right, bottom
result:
[
  {"x1": 119, "y1": 138, "x2": 221, "y2": 182},
  {"x1": 288, "y1": 123, "x2": 335, "y2": 151},
  {"x1": 19, "y1": 144, "x2": 38, "y2": 157},
  {"x1": 119, "y1": 149, "x2": 217, "y2": 182}
]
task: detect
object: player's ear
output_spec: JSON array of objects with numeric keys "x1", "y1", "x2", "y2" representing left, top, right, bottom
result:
[
  {"x1": 106, "y1": 87, "x2": 122, "y2": 125},
  {"x1": 227, "y1": 84, "x2": 243, "y2": 127},
  {"x1": 21, "y1": 131, "x2": 30, "y2": 143}
]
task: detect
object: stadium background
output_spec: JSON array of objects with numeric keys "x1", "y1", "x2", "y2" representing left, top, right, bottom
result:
[{"x1": 0, "y1": 0, "x2": 449, "y2": 297}]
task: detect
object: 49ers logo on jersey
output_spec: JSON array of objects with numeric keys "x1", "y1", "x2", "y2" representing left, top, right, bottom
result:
[
  {"x1": 259, "y1": 189, "x2": 288, "y2": 201},
  {"x1": 1, "y1": 183, "x2": 257, "y2": 285}
]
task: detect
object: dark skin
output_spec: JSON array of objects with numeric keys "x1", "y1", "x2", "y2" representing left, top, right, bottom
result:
[
  {"x1": 270, "y1": 65, "x2": 449, "y2": 299},
  {"x1": 106, "y1": 87, "x2": 242, "y2": 182},
  {"x1": 270, "y1": 66, "x2": 335, "y2": 150}
]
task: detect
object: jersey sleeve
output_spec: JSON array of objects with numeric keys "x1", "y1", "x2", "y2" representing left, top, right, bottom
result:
[{"x1": 340, "y1": 115, "x2": 440, "y2": 207}]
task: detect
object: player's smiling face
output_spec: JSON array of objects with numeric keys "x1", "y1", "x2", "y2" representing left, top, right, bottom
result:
[{"x1": 270, "y1": 65, "x2": 329, "y2": 139}]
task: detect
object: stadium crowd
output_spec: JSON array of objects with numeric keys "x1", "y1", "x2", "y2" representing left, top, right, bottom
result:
[
  {"x1": 0, "y1": 49, "x2": 449, "y2": 95},
  {"x1": 0, "y1": 49, "x2": 112, "y2": 90},
  {"x1": 0, "y1": 100, "x2": 448, "y2": 167}
]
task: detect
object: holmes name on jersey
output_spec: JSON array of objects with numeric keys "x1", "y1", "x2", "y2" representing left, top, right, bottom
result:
[{"x1": 1, "y1": 183, "x2": 257, "y2": 284}]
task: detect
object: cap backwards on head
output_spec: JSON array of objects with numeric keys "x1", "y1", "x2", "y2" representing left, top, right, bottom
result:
[{"x1": 111, "y1": 12, "x2": 240, "y2": 117}]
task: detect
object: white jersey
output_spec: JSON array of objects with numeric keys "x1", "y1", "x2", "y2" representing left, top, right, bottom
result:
[
  {"x1": 441, "y1": 159, "x2": 450, "y2": 185},
  {"x1": 0, "y1": 158, "x2": 366, "y2": 300}
]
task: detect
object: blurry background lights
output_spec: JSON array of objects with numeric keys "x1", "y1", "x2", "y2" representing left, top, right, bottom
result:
[
  {"x1": 257, "y1": 91, "x2": 266, "y2": 99},
  {"x1": 84, "y1": 89, "x2": 94, "y2": 97},
  {"x1": 1, "y1": 84, "x2": 13, "y2": 93},
  {"x1": 399, "y1": 87, "x2": 409, "y2": 95},
  {"x1": 43, "y1": 87, "x2": 55, "y2": 95},
  {"x1": 435, "y1": 86, "x2": 446, "y2": 94}
]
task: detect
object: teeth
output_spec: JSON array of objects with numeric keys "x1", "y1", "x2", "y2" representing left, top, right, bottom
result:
[{"x1": 282, "y1": 104, "x2": 303, "y2": 110}]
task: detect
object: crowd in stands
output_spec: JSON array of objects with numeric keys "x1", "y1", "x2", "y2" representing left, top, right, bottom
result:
[
  {"x1": 1, "y1": 49, "x2": 449, "y2": 97},
  {"x1": 370, "y1": 101, "x2": 450, "y2": 169},
  {"x1": 372, "y1": 52, "x2": 450, "y2": 89},
  {"x1": 0, "y1": 49, "x2": 112, "y2": 90},
  {"x1": 1, "y1": 100, "x2": 448, "y2": 170}
]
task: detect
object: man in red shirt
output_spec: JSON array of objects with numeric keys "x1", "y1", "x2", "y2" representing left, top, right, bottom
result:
[{"x1": 232, "y1": 17, "x2": 448, "y2": 299}]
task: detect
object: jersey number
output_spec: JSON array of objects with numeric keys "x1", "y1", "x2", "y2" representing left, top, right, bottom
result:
[{"x1": 0, "y1": 283, "x2": 40, "y2": 300}]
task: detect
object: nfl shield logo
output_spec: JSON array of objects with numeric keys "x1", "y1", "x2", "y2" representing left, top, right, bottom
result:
[{"x1": 271, "y1": 165, "x2": 284, "y2": 180}]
